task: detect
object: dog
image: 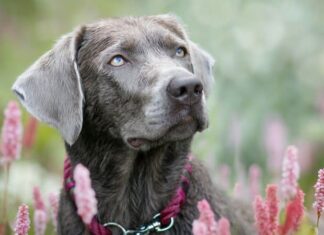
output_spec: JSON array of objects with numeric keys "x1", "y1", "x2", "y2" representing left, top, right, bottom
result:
[{"x1": 12, "y1": 15, "x2": 255, "y2": 235}]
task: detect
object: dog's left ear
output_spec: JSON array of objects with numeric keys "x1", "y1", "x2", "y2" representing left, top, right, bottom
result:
[
  {"x1": 12, "y1": 26, "x2": 86, "y2": 145},
  {"x1": 189, "y1": 42, "x2": 215, "y2": 96}
]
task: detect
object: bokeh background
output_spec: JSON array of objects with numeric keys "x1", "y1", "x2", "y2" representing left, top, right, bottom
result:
[{"x1": 1, "y1": 0, "x2": 324, "y2": 234}]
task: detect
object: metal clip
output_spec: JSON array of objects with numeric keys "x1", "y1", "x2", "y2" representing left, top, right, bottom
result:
[
  {"x1": 151, "y1": 214, "x2": 174, "y2": 233},
  {"x1": 103, "y1": 213, "x2": 174, "y2": 234}
]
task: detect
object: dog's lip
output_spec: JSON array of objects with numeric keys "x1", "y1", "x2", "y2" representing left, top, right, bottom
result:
[
  {"x1": 126, "y1": 114, "x2": 199, "y2": 149},
  {"x1": 127, "y1": 138, "x2": 148, "y2": 149}
]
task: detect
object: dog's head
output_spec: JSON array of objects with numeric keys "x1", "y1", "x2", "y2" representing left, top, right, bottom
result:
[{"x1": 12, "y1": 15, "x2": 214, "y2": 150}]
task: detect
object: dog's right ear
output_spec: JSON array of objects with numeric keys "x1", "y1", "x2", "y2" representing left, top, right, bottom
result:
[
  {"x1": 12, "y1": 27, "x2": 86, "y2": 145},
  {"x1": 189, "y1": 42, "x2": 215, "y2": 97}
]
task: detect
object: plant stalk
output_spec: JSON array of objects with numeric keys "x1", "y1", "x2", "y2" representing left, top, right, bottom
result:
[{"x1": 1, "y1": 163, "x2": 10, "y2": 232}]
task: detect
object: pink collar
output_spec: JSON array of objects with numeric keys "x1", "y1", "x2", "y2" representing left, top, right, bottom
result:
[{"x1": 63, "y1": 156, "x2": 192, "y2": 235}]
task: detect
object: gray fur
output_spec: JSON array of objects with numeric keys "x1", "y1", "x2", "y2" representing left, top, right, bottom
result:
[
  {"x1": 12, "y1": 27, "x2": 85, "y2": 145},
  {"x1": 13, "y1": 15, "x2": 255, "y2": 235}
]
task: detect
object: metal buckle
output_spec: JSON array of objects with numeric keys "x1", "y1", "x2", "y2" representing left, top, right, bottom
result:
[
  {"x1": 151, "y1": 214, "x2": 174, "y2": 233},
  {"x1": 103, "y1": 213, "x2": 174, "y2": 234}
]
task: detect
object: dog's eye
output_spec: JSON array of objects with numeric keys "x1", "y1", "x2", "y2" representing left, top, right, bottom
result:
[
  {"x1": 175, "y1": 47, "x2": 187, "y2": 57},
  {"x1": 109, "y1": 55, "x2": 126, "y2": 66}
]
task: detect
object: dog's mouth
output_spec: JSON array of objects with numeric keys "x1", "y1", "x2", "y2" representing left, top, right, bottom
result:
[
  {"x1": 127, "y1": 138, "x2": 148, "y2": 149},
  {"x1": 126, "y1": 114, "x2": 199, "y2": 150}
]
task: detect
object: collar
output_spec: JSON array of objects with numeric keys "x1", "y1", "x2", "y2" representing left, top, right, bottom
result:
[{"x1": 63, "y1": 155, "x2": 192, "y2": 235}]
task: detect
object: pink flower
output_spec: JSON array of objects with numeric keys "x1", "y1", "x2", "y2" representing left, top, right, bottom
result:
[
  {"x1": 249, "y1": 164, "x2": 262, "y2": 198},
  {"x1": 22, "y1": 116, "x2": 38, "y2": 149},
  {"x1": 33, "y1": 186, "x2": 46, "y2": 211},
  {"x1": 74, "y1": 164, "x2": 98, "y2": 225},
  {"x1": 34, "y1": 210, "x2": 47, "y2": 235},
  {"x1": 253, "y1": 195, "x2": 270, "y2": 235},
  {"x1": 48, "y1": 192, "x2": 59, "y2": 230},
  {"x1": 193, "y1": 200, "x2": 232, "y2": 235},
  {"x1": 32, "y1": 187, "x2": 47, "y2": 235},
  {"x1": 218, "y1": 218, "x2": 231, "y2": 235},
  {"x1": 14, "y1": 204, "x2": 30, "y2": 235},
  {"x1": 313, "y1": 168, "x2": 324, "y2": 224},
  {"x1": 0, "y1": 101, "x2": 23, "y2": 163},
  {"x1": 266, "y1": 184, "x2": 279, "y2": 234},
  {"x1": 264, "y1": 117, "x2": 287, "y2": 173},
  {"x1": 280, "y1": 146, "x2": 300, "y2": 201},
  {"x1": 253, "y1": 184, "x2": 305, "y2": 235},
  {"x1": 280, "y1": 188, "x2": 304, "y2": 235},
  {"x1": 193, "y1": 199, "x2": 218, "y2": 235},
  {"x1": 192, "y1": 220, "x2": 208, "y2": 235}
]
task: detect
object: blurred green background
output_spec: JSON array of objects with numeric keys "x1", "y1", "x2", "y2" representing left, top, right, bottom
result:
[{"x1": 1, "y1": 0, "x2": 324, "y2": 234}]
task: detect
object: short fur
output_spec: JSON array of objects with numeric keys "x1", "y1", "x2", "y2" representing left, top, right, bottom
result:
[{"x1": 12, "y1": 15, "x2": 255, "y2": 235}]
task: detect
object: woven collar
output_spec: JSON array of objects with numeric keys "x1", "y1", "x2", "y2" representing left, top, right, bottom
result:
[{"x1": 63, "y1": 155, "x2": 192, "y2": 235}]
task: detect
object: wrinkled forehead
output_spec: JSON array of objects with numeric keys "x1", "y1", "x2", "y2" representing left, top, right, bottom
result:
[{"x1": 86, "y1": 17, "x2": 188, "y2": 55}]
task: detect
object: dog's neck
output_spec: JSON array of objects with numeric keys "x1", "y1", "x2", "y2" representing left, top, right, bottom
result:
[{"x1": 65, "y1": 123, "x2": 192, "y2": 229}]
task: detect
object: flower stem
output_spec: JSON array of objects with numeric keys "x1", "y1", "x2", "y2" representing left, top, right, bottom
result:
[{"x1": 1, "y1": 163, "x2": 10, "y2": 226}]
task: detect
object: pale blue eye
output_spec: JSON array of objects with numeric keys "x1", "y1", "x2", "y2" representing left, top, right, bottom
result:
[
  {"x1": 176, "y1": 47, "x2": 186, "y2": 57},
  {"x1": 109, "y1": 55, "x2": 126, "y2": 66}
]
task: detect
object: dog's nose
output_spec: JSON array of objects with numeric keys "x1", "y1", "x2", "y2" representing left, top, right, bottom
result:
[{"x1": 167, "y1": 77, "x2": 203, "y2": 105}]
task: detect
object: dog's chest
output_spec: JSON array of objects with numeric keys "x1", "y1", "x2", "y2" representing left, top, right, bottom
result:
[{"x1": 95, "y1": 180, "x2": 170, "y2": 227}]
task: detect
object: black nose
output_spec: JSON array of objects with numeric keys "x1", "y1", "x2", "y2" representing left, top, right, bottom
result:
[{"x1": 167, "y1": 77, "x2": 203, "y2": 105}]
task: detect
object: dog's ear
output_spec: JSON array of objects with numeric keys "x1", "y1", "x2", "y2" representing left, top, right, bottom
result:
[
  {"x1": 12, "y1": 27, "x2": 86, "y2": 145},
  {"x1": 190, "y1": 42, "x2": 215, "y2": 96}
]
